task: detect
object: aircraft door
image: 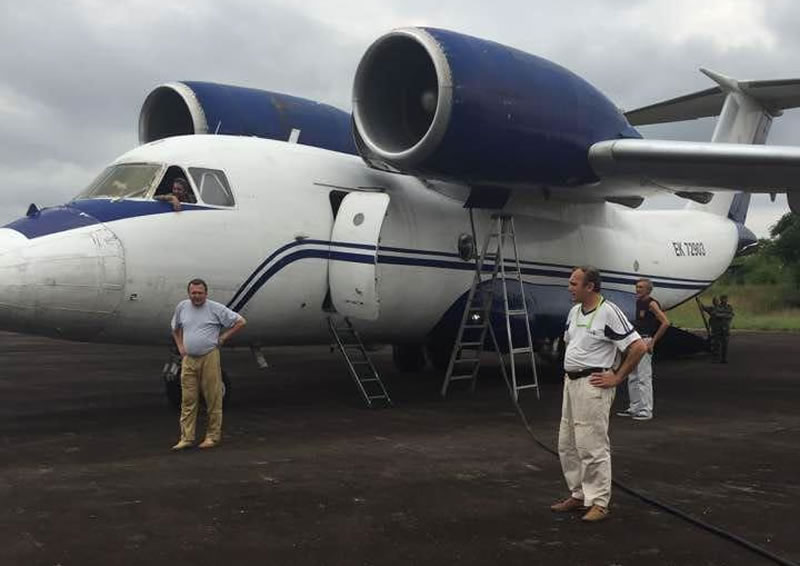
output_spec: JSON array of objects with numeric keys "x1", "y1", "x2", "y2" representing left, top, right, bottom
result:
[{"x1": 329, "y1": 192, "x2": 390, "y2": 321}]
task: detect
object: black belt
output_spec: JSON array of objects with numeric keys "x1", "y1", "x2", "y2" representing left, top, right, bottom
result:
[{"x1": 565, "y1": 367, "x2": 609, "y2": 380}]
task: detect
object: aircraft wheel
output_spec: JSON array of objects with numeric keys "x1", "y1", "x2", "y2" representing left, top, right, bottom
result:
[
  {"x1": 164, "y1": 376, "x2": 182, "y2": 411},
  {"x1": 392, "y1": 344, "x2": 428, "y2": 372},
  {"x1": 163, "y1": 368, "x2": 231, "y2": 411},
  {"x1": 426, "y1": 341, "x2": 453, "y2": 373}
]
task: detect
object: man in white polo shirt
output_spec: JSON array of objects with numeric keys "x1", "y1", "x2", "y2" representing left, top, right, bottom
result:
[{"x1": 550, "y1": 266, "x2": 647, "y2": 522}]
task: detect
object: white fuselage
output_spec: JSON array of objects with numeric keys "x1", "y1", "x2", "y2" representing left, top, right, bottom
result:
[{"x1": 0, "y1": 136, "x2": 737, "y2": 347}]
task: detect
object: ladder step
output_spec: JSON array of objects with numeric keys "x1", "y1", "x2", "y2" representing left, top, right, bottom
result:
[
  {"x1": 516, "y1": 384, "x2": 539, "y2": 390},
  {"x1": 510, "y1": 347, "x2": 532, "y2": 354},
  {"x1": 329, "y1": 317, "x2": 392, "y2": 408},
  {"x1": 507, "y1": 309, "x2": 527, "y2": 316},
  {"x1": 459, "y1": 342, "x2": 483, "y2": 347},
  {"x1": 464, "y1": 324, "x2": 486, "y2": 329},
  {"x1": 454, "y1": 358, "x2": 480, "y2": 364},
  {"x1": 449, "y1": 375, "x2": 475, "y2": 381}
]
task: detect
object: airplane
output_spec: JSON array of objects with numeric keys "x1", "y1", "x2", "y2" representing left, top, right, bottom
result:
[{"x1": 1, "y1": 27, "x2": 799, "y2": 407}]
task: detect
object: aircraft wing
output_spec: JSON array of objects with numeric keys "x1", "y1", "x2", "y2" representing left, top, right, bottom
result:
[{"x1": 589, "y1": 139, "x2": 800, "y2": 193}]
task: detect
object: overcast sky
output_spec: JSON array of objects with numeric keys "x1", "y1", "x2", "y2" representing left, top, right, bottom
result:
[{"x1": 0, "y1": 0, "x2": 796, "y2": 236}]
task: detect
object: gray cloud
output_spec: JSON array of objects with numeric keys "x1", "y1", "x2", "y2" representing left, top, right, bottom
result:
[{"x1": 0, "y1": 0, "x2": 795, "y2": 235}]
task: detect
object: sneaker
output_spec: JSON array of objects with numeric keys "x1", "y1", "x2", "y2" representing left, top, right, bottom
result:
[
  {"x1": 632, "y1": 413, "x2": 652, "y2": 421},
  {"x1": 198, "y1": 438, "x2": 219, "y2": 449},
  {"x1": 171, "y1": 440, "x2": 193, "y2": 451},
  {"x1": 550, "y1": 497, "x2": 585, "y2": 512},
  {"x1": 582, "y1": 505, "x2": 609, "y2": 522},
  {"x1": 616, "y1": 408, "x2": 632, "y2": 417}
]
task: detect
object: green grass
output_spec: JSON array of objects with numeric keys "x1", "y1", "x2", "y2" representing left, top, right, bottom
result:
[{"x1": 667, "y1": 283, "x2": 800, "y2": 331}]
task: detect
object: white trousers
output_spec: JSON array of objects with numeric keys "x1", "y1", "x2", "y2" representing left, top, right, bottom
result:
[
  {"x1": 558, "y1": 376, "x2": 616, "y2": 508},
  {"x1": 627, "y1": 352, "x2": 653, "y2": 418}
]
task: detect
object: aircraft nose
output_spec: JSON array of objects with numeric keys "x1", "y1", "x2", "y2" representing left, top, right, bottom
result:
[{"x1": 0, "y1": 224, "x2": 125, "y2": 340}]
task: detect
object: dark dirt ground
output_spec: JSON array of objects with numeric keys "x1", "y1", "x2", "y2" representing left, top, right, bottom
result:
[{"x1": 1, "y1": 331, "x2": 798, "y2": 566}]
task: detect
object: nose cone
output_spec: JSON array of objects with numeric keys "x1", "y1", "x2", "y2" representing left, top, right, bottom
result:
[{"x1": 0, "y1": 224, "x2": 125, "y2": 340}]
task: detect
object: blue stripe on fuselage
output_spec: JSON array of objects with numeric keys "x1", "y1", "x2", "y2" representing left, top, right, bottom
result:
[
  {"x1": 3, "y1": 199, "x2": 214, "y2": 239},
  {"x1": 228, "y1": 241, "x2": 712, "y2": 313},
  {"x1": 69, "y1": 199, "x2": 211, "y2": 223}
]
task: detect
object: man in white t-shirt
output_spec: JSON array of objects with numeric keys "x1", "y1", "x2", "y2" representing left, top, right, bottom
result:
[{"x1": 550, "y1": 266, "x2": 647, "y2": 522}]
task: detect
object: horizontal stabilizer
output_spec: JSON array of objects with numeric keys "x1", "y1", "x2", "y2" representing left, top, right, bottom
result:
[
  {"x1": 625, "y1": 77, "x2": 800, "y2": 126},
  {"x1": 589, "y1": 139, "x2": 800, "y2": 192}
]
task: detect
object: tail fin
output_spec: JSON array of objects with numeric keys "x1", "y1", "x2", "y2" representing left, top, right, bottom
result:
[
  {"x1": 692, "y1": 70, "x2": 771, "y2": 217},
  {"x1": 625, "y1": 70, "x2": 800, "y2": 218}
]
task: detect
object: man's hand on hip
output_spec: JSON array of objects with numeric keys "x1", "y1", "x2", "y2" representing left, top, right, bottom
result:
[{"x1": 589, "y1": 370, "x2": 620, "y2": 388}]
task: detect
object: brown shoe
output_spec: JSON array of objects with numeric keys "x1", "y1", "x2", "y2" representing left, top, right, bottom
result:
[
  {"x1": 171, "y1": 440, "x2": 193, "y2": 451},
  {"x1": 581, "y1": 505, "x2": 609, "y2": 522},
  {"x1": 198, "y1": 438, "x2": 218, "y2": 449},
  {"x1": 550, "y1": 497, "x2": 585, "y2": 512}
]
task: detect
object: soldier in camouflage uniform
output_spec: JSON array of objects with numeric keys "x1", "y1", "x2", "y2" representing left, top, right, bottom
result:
[{"x1": 702, "y1": 296, "x2": 734, "y2": 363}]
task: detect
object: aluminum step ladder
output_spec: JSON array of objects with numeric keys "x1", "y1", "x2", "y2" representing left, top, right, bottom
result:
[
  {"x1": 328, "y1": 317, "x2": 392, "y2": 408},
  {"x1": 440, "y1": 215, "x2": 540, "y2": 402}
]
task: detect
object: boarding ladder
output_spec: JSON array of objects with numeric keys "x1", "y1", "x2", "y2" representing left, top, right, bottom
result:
[
  {"x1": 328, "y1": 317, "x2": 392, "y2": 408},
  {"x1": 440, "y1": 215, "x2": 540, "y2": 402}
]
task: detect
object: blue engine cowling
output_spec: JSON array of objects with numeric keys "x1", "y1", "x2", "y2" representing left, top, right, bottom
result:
[
  {"x1": 352, "y1": 27, "x2": 641, "y2": 187},
  {"x1": 138, "y1": 81, "x2": 357, "y2": 155}
]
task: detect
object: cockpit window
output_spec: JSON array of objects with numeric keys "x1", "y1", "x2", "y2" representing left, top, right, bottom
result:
[
  {"x1": 153, "y1": 165, "x2": 197, "y2": 203},
  {"x1": 76, "y1": 163, "x2": 163, "y2": 200},
  {"x1": 188, "y1": 168, "x2": 235, "y2": 207}
]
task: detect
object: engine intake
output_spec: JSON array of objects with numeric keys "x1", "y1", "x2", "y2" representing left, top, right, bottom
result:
[
  {"x1": 352, "y1": 28, "x2": 640, "y2": 187},
  {"x1": 139, "y1": 82, "x2": 356, "y2": 155}
]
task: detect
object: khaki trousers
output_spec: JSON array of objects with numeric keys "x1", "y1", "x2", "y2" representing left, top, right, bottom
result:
[
  {"x1": 179, "y1": 348, "x2": 223, "y2": 443},
  {"x1": 558, "y1": 376, "x2": 616, "y2": 507}
]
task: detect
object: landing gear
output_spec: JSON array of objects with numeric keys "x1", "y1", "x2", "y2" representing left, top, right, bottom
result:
[
  {"x1": 162, "y1": 359, "x2": 231, "y2": 411},
  {"x1": 392, "y1": 344, "x2": 428, "y2": 372},
  {"x1": 426, "y1": 340, "x2": 453, "y2": 373}
]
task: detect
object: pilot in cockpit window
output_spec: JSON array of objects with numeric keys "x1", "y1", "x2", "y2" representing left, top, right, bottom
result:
[{"x1": 155, "y1": 177, "x2": 196, "y2": 211}]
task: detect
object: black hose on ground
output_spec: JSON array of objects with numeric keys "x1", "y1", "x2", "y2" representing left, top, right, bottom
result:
[{"x1": 510, "y1": 399, "x2": 799, "y2": 566}]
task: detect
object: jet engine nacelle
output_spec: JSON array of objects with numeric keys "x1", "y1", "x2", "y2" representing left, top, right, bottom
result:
[
  {"x1": 352, "y1": 27, "x2": 640, "y2": 187},
  {"x1": 139, "y1": 81, "x2": 357, "y2": 155}
]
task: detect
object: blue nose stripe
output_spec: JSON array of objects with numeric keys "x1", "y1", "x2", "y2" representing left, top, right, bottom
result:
[
  {"x1": 4, "y1": 206, "x2": 99, "y2": 239},
  {"x1": 3, "y1": 199, "x2": 213, "y2": 239}
]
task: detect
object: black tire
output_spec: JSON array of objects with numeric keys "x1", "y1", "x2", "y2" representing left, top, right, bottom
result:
[
  {"x1": 426, "y1": 341, "x2": 453, "y2": 373},
  {"x1": 220, "y1": 371, "x2": 231, "y2": 407},
  {"x1": 392, "y1": 344, "x2": 428, "y2": 372},
  {"x1": 163, "y1": 368, "x2": 231, "y2": 411},
  {"x1": 164, "y1": 376, "x2": 182, "y2": 412}
]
